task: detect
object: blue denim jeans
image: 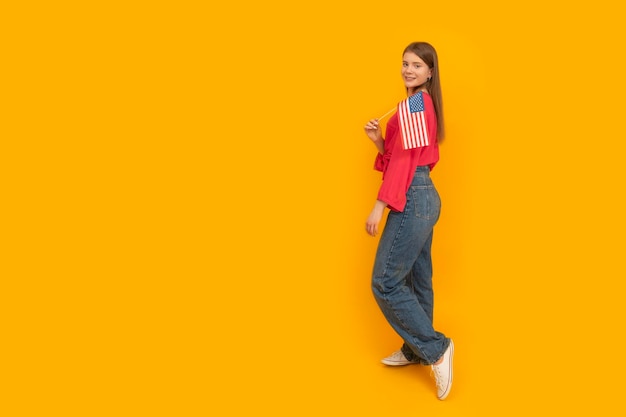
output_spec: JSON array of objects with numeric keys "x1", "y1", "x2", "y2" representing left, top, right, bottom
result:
[{"x1": 372, "y1": 166, "x2": 450, "y2": 365}]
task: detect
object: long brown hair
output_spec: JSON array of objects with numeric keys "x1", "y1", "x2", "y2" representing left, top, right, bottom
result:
[{"x1": 403, "y1": 42, "x2": 445, "y2": 142}]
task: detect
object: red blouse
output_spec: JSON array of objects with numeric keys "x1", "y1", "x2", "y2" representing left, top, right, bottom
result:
[{"x1": 374, "y1": 92, "x2": 439, "y2": 212}]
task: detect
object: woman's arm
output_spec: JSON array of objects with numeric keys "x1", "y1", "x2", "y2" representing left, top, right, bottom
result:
[{"x1": 364, "y1": 119, "x2": 385, "y2": 154}]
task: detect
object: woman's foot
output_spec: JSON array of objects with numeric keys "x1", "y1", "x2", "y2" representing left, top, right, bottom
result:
[
  {"x1": 431, "y1": 340, "x2": 454, "y2": 400},
  {"x1": 381, "y1": 349, "x2": 419, "y2": 366}
]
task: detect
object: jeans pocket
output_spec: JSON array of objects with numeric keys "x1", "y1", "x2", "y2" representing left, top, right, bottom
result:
[{"x1": 411, "y1": 185, "x2": 441, "y2": 220}]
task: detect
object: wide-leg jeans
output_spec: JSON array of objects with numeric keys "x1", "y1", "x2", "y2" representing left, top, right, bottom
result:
[{"x1": 372, "y1": 166, "x2": 450, "y2": 365}]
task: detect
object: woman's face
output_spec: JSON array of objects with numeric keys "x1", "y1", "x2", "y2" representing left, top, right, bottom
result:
[{"x1": 401, "y1": 52, "x2": 432, "y2": 91}]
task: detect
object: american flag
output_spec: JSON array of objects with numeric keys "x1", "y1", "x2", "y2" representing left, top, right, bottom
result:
[{"x1": 398, "y1": 92, "x2": 429, "y2": 150}]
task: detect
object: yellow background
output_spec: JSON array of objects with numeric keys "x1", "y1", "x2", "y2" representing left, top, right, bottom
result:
[{"x1": 2, "y1": 0, "x2": 626, "y2": 415}]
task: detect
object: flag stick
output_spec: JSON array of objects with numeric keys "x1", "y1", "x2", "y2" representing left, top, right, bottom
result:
[{"x1": 377, "y1": 107, "x2": 396, "y2": 120}]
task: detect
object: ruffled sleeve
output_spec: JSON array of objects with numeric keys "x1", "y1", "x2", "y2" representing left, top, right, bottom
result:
[
  {"x1": 374, "y1": 151, "x2": 389, "y2": 172},
  {"x1": 374, "y1": 113, "x2": 398, "y2": 173},
  {"x1": 377, "y1": 142, "x2": 421, "y2": 212}
]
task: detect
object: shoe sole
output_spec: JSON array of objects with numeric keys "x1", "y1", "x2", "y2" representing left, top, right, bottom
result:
[{"x1": 381, "y1": 360, "x2": 419, "y2": 366}]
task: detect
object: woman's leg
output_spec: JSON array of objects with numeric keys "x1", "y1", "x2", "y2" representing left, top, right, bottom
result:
[
  {"x1": 371, "y1": 180, "x2": 448, "y2": 365},
  {"x1": 409, "y1": 230, "x2": 435, "y2": 322},
  {"x1": 400, "y1": 230, "x2": 435, "y2": 363}
]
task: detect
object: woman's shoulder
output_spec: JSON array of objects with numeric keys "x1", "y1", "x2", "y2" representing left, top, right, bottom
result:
[{"x1": 420, "y1": 91, "x2": 435, "y2": 108}]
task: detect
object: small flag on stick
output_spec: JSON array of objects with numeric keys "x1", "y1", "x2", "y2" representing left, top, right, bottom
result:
[{"x1": 398, "y1": 92, "x2": 429, "y2": 150}]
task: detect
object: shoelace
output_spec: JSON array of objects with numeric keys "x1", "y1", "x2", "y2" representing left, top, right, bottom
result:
[
  {"x1": 431, "y1": 365, "x2": 444, "y2": 388},
  {"x1": 390, "y1": 351, "x2": 405, "y2": 361}
]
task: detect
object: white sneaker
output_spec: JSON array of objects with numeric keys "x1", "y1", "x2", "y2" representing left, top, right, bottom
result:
[
  {"x1": 381, "y1": 350, "x2": 419, "y2": 366},
  {"x1": 431, "y1": 340, "x2": 454, "y2": 400}
]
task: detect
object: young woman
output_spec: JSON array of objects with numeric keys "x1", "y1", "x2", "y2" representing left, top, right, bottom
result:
[{"x1": 363, "y1": 41, "x2": 453, "y2": 400}]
